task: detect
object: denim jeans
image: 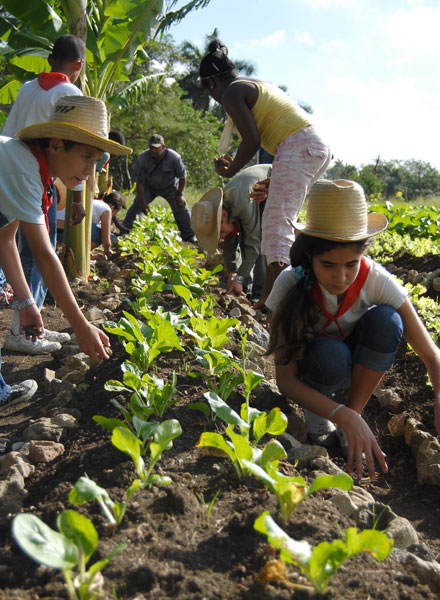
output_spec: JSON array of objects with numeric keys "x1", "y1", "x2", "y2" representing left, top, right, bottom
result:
[
  {"x1": 122, "y1": 187, "x2": 194, "y2": 240},
  {"x1": 300, "y1": 305, "x2": 404, "y2": 396},
  {"x1": 17, "y1": 195, "x2": 57, "y2": 310}
]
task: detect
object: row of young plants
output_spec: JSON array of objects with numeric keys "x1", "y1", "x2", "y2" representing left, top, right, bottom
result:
[{"x1": 12, "y1": 206, "x2": 396, "y2": 598}]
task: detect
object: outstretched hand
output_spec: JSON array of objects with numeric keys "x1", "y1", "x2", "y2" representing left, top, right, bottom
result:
[
  {"x1": 214, "y1": 154, "x2": 234, "y2": 177},
  {"x1": 336, "y1": 407, "x2": 388, "y2": 481},
  {"x1": 75, "y1": 322, "x2": 111, "y2": 364}
]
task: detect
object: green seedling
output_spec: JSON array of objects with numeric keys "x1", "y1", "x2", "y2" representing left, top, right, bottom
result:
[
  {"x1": 184, "y1": 315, "x2": 239, "y2": 351},
  {"x1": 195, "y1": 488, "x2": 221, "y2": 520},
  {"x1": 105, "y1": 366, "x2": 179, "y2": 419},
  {"x1": 173, "y1": 283, "x2": 215, "y2": 317},
  {"x1": 197, "y1": 423, "x2": 287, "y2": 479},
  {"x1": 69, "y1": 474, "x2": 139, "y2": 527},
  {"x1": 12, "y1": 511, "x2": 125, "y2": 600},
  {"x1": 244, "y1": 462, "x2": 352, "y2": 522},
  {"x1": 111, "y1": 419, "x2": 182, "y2": 485},
  {"x1": 254, "y1": 512, "x2": 394, "y2": 594}
]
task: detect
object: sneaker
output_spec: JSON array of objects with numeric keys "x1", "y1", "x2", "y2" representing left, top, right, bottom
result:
[
  {"x1": 336, "y1": 426, "x2": 349, "y2": 458},
  {"x1": 44, "y1": 329, "x2": 71, "y2": 343},
  {"x1": 304, "y1": 408, "x2": 338, "y2": 449},
  {"x1": 4, "y1": 332, "x2": 61, "y2": 355},
  {"x1": 0, "y1": 379, "x2": 38, "y2": 411},
  {"x1": 183, "y1": 236, "x2": 197, "y2": 243}
]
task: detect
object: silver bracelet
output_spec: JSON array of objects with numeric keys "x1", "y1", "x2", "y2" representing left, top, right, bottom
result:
[
  {"x1": 232, "y1": 275, "x2": 244, "y2": 284},
  {"x1": 328, "y1": 403, "x2": 344, "y2": 422},
  {"x1": 17, "y1": 297, "x2": 36, "y2": 311}
]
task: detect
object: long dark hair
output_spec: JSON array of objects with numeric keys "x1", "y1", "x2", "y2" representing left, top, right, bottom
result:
[
  {"x1": 267, "y1": 234, "x2": 373, "y2": 365},
  {"x1": 199, "y1": 39, "x2": 237, "y2": 87}
]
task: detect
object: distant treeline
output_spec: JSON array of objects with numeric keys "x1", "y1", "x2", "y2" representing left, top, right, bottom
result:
[{"x1": 326, "y1": 158, "x2": 440, "y2": 201}]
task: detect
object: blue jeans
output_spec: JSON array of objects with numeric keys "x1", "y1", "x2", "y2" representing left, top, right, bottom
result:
[
  {"x1": 17, "y1": 194, "x2": 57, "y2": 310},
  {"x1": 123, "y1": 187, "x2": 194, "y2": 240},
  {"x1": 300, "y1": 305, "x2": 404, "y2": 396}
]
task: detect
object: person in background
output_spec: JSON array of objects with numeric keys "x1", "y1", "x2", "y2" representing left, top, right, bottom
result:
[
  {"x1": 0, "y1": 95, "x2": 131, "y2": 411},
  {"x1": 191, "y1": 164, "x2": 271, "y2": 301},
  {"x1": 199, "y1": 39, "x2": 331, "y2": 309},
  {"x1": 122, "y1": 134, "x2": 196, "y2": 242},
  {"x1": 266, "y1": 179, "x2": 440, "y2": 480},
  {"x1": 91, "y1": 191, "x2": 128, "y2": 258},
  {"x1": 1, "y1": 34, "x2": 86, "y2": 355}
]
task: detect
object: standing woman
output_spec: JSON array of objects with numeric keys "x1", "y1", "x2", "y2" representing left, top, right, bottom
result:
[{"x1": 199, "y1": 39, "x2": 332, "y2": 307}]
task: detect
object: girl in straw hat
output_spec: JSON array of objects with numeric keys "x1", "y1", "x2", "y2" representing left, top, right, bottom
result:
[
  {"x1": 199, "y1": 39, "x2": 331, "y2": 309},
  {"x1": 266, "y1": 179, "x2": 440, "y2": 480},
  {"x1": 0, "y1": 95, "x2": 131, "y2": 411}
]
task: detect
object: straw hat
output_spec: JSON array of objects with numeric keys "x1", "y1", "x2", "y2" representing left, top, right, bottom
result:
[
  {"x1": 17, "y1": 96, "x2": 131, "y2": 156},
  {"x1": 294, "y1": 179, "x2": 388, "y2": 241},
  {"x1": 191, "y1": 187, "x2": 223, "y2": 254}
]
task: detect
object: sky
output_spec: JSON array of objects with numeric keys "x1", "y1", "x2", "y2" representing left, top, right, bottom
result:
[{"x1": 168, "y1": 0, "x2": 440, "y2": 170}]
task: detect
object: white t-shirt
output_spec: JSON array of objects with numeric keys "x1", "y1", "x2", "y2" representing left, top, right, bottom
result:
[
  {"x1": 0, "y1": 137, "x2": 46, "y2": 227},
  {"x1": 2, "y1": 77, "x2": 84, "y2": 192},
  {"x1": 266, "y1": 257, "x2": 408, "y2": 340},
  {"x1": 2, "y1": 78, "x2": 82, "y2": 136},
  {"x1": 92, "y1": 199, "x2": 111, "y2": 225}
]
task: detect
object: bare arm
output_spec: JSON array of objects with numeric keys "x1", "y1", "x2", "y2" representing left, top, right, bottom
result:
[
  {"x1": 215, "y1": 84, "x2": 261, "y2": 178},
  {"x1": 135, "y1": 182, "x2": 147, "y2": 213},
  {"x1": 0, "y1": 221, "x2": 44, "y2": 337},
  {"x1": 176, "y1": 177, "x2": 186, "y2": 207},
  {"x1": 21, "y1": 221, "x2": 110, "y2": 363},
  {"x1": 275, "y1": 356, "x2": 388, "y2": 479},
  {"x1": 100, "y1": 209, "x2": 113, "y2": 258},
  {"x1": 71, "y1": 189, "x2": 86, "y2": 225},
  {"x1": 398, "y1": 298, "x2": 440, "y2": 433}
]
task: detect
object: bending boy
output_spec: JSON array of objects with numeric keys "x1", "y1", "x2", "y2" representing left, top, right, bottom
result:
[{"x1": 0, "y1": 95, "x2": 131, "y2": 411}]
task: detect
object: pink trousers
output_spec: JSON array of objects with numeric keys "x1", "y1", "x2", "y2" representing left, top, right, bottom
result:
[{"x1": 261, "y1": 126, "x2": 332, "y2": 265}]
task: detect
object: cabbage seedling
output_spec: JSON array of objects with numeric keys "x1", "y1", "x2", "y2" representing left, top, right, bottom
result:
[
  {"x1": 12, "y1": 511, "x2": 125, "y2": 600},
  {"x1": 254, "y1": 511, "x2": 394, "y2": 594}
]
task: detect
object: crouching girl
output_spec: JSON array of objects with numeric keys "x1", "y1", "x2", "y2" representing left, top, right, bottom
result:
[{"x1": 266, "y1": 179, "x2": 440, "y2": 480}]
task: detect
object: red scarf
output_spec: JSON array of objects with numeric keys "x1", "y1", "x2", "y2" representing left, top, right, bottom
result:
[
  {"x1": 225, "y1": 221, "x2": 240, "y2": 242},
  {"x1": 312, "y1": 256, "x2": 370, "y2": 338},
  {"x1": 26, "y1": 142, "x2": 52, "y2": 231},
  {"x1": 38, "y1": 72, "x2": 70, "y2": 90}
]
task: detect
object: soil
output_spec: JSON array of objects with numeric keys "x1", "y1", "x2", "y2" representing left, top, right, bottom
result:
[{"x1": 0, "y1": 250, "x2": 439, "y2": 600}]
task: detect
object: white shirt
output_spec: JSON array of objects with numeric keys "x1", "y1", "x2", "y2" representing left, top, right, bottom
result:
[
  {"x1": 92, "y1": 199, "x2": 111, "y2": 225},
  {"x1": 0, "y1": 137, "x2": 46, "y2": 226},
  {"x1": 266, "y1": 257, "x2": 408, "y2": 340}
]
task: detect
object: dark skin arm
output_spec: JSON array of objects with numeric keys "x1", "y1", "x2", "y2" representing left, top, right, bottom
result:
[{"x1": 215, "y1": 81, "x2": 261, "y2": 178}]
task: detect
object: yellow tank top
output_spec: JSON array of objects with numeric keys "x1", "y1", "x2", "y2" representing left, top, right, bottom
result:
[{"x1": 232, "y1": 79, "x2": 311, "y2": 155}]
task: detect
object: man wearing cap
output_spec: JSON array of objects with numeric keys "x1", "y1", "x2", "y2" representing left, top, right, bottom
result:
[
  {"x1": 191, "y1": 164, "x2": 271, "y2": 301},
  {"x1": 122, "y1": 134, "x2": 195, "y2": 241}
]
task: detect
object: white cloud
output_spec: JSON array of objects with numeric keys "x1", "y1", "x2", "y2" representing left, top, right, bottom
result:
[
  {"x1": 236, "y1": 29, "x2": 287, "y2": 49},
  {"x1": 321, "y1": 38, "x2": 346, "y2": 52},
  {"x1": 315, "y1": 76, "x2": 440, "y2": 168},
  {"x1": 381, "y1": 6, "x2": 440, "y2": 62},
  {"x1": 300, "y1": 0, "x2": 360, "y2": 7},
  {"x1": 296, "y1": 31, "x2": 314, "y2": 46}
]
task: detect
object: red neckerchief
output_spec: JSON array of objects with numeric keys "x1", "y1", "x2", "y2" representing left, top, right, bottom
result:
[
  {"x1": 26, "y1": 142, "x2": 52, "y2": 231},
  {"x1": 312, "y1": 256, "x2": 370, "y2": 338},
  {"x1": 38, "y1": 72, "x2": 70, "y2": 90},
  {"x1": 224, "y1": 221, "x2": 240, "y2": 242}
]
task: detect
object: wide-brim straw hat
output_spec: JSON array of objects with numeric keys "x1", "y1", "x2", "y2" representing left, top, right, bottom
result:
[
  {"x1": 191, "y1": 187, "x2": 223, "y2": 254},
  {"x1": 295, "y1": 179, "x2": 388, "y2": 241},
  {"x1": 17, "y1": 96, "x2": 131, "y2": 156}
]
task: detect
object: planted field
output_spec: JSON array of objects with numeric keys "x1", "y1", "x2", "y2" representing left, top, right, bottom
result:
[{"x1": 0, "y1": 205, "x2": 439, "y2": 599}]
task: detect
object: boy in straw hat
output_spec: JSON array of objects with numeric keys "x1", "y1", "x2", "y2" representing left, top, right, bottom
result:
[
  {"x1": 2, "y1": 34, "x2": 87, "y2": 355},
  {"x1": 191, "y1": 164, "x2": 271, "y2": 301},
  {"x1": 0, "y1": 95, "x2": 131, "y2": 411},
  {"x1": 266, "y1": 179, "x2": 440, "y2": 480}
]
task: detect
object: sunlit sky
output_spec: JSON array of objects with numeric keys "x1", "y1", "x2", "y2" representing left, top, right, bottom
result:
[{"x1": 169, "y1": 0, "x2": 440, "y2": 170}]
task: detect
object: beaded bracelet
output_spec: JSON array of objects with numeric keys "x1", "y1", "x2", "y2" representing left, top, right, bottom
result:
[{"x1": 328, "y1": 403, "x2": 343, "y2": 422}]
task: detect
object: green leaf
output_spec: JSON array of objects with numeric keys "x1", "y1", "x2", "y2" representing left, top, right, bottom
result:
[
  {"x1": 57, "y1": 510, "x2": 97, "y2": 564},
  {"x1": 254, "y1": 512, "x2": 312, "y2": 565},
  {"x1": 204, "y1": 392, "x2": 248, "y2": 428},
  {"x1": 306, "y1": 473, "x2": 353, "y2": 495},
  {"x1": 93, "y1": 415, "x2": 128, "y2": 433},
  {"x1": 69, "y1": 475, "x2": 114, "y2": 508},
  {"x1": 12, "y1": 513, "x2": 78, "y2": 570}
]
